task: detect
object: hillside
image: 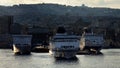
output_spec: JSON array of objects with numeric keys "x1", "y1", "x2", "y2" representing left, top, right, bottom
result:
[{"x1": 0, "y1": 3, "x2": 120, "y2": 24}]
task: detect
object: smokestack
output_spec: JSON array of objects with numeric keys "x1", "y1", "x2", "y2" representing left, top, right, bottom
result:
[{"x1": 56, "y1": 26, "x2": 66, "y2": 33}]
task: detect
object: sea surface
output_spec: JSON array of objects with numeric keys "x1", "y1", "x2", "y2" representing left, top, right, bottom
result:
[{"x1": 0, "y1": 49, "x2": 120, "y2": 68}]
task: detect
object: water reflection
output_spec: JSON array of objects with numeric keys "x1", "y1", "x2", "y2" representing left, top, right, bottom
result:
[
  {"x1": 0, "y1": 49, "x2": 120, "y2": 68},
  {"x1": 54, "y1": 57, "x2": 79, "y2": 64},
  {"x1": 88, "y1": 52, "x2": 104, "y2": 55}
]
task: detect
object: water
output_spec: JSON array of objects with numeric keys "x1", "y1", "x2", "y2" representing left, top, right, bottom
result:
[{"x1": 0, "y1": 49, "x2": 120, "y2": 68}]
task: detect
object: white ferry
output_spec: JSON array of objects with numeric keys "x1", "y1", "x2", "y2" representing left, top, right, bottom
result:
[
  {"x1": 12, "y1": 35, "x2": 32, "y2": 55},
  {"x1": 49, "y1": 27, "x2": 80, "y2": 59},
  {"x1": 80, "y1": 32, "x2": 104, "y2": 53}
]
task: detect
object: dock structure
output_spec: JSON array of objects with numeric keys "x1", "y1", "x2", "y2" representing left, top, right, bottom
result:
[
  {"x1": 0, "y1": 16, "x2": 13, "y2": 49},
  {"x1": 0, "y1": 16, "x2": 13, "y2": 34},
  {"x1": 28, "y1": 27, "x2": 50, "y2": 48}
]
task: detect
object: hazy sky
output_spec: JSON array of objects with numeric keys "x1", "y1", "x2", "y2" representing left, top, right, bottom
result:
[{"x1": 0, "y1": 0, "x2": 120, "y2": 9}]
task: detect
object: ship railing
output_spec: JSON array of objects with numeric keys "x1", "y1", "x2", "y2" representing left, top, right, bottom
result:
[{"x1": 52, "y1": 48, "x2": 79, "y2": 51}]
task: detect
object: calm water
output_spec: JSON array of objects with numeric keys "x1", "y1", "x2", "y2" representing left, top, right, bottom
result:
[{"x1": 0, "y1": 49, "x2": 120, "y2": 68}]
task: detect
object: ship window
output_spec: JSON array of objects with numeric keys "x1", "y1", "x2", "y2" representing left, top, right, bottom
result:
[
  {"x1": 16, "y1": 44, "x2": 21, "y2": 45},
  {"x1": 53, "y1": 39, "x2": 77, "y2": 42},
  {"x1": 61, "y1": 46, "x2": 74, "y2": 48},
  {"x1": 23, "y1": 44, "x2": 28, "y2": 45}
]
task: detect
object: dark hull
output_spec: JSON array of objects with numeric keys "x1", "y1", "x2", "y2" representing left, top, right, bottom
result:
[
  {"x1": 84, "y1": 46, "x2": 102, "y2": 51},
  {"x1": 13, "y1": 45, "x2": 31, "y2": 55},
  {"x1": 50, "y1": 49, "x2": 78, "y2": 59}
]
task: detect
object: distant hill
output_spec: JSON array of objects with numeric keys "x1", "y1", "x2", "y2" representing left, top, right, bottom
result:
[{"x1": 0, "y1": 3, "x2": 120, "y2": 24}]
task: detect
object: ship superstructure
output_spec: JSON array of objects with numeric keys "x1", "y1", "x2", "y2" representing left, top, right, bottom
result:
[{"x1": 49, "y1": 27, "x2": 80, "y2": 59}]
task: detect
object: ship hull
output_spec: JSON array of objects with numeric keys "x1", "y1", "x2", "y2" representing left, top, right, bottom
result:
[
  {"x1": 13, "y1": 45, "x2": 31, "y2": 55},
  {"x1": 49, "y1": 49, "x2": 78, "y2": 59},
  {"x1": 84, "y1": 45, "x2": 102, "y2": 51}
]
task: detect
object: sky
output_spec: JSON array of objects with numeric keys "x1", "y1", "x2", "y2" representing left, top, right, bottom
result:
[{"x1": 0, "y1": 0, "x2": 120, "y2": 9}]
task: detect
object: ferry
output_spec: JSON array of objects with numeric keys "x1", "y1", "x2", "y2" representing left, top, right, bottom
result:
[
  {"x1": 12, "y1": 35, "x2": 32, "y2": 55},
  {"x1": 49, "y1": 27, "x2": 80, "y2": 59},
  {"x1": 80, "y1": 31, "x2": 104, "y2": 54}
]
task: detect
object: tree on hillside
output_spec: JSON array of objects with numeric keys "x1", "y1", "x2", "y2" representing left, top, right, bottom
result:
[{"x1": 71, "y1": 18, "x2": 91, "y2": 34}]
